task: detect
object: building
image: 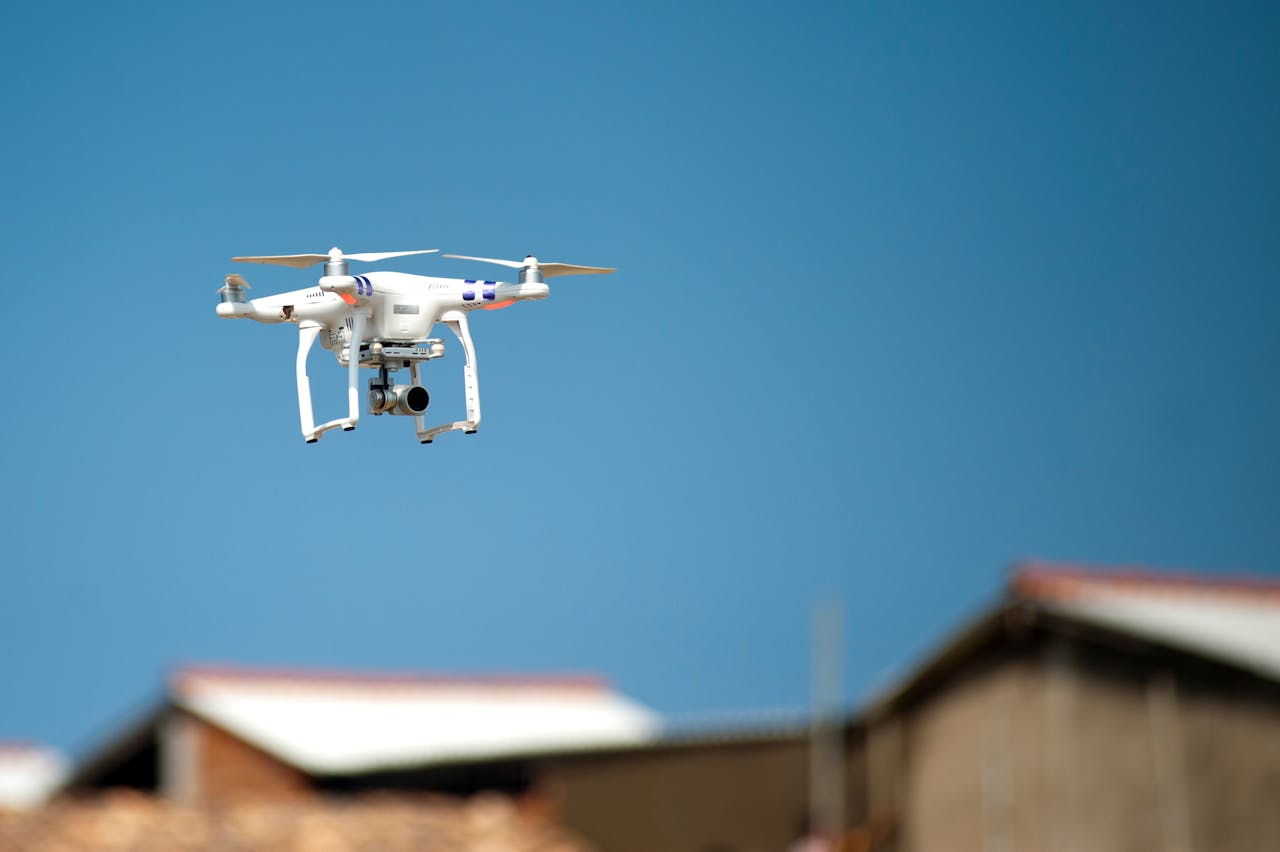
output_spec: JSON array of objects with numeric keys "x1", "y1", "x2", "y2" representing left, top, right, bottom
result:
[
  {"x1": 539, "y1": 563, "x2": 1280, "y2": 851},
  {"x1": 57, "y1": 562, "x2": 1280, "y2": 851},
  {"x1": 63, "y1": 666, "x2": 659, "y2": 803},
  {"x1": 848, "y1": 563, "x2": 1280, "y2": 852}
]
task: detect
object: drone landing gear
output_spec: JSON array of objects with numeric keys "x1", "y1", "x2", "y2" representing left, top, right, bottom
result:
[
  {"x1": 418, "y1": 312, "x2": 481, "y2": 444},
  {"x1": 296, "y1": 316, "x2": 366, "y2": 443},
  {"x1": 294, "y1": 312, "x2": 481, "y2": 445}
]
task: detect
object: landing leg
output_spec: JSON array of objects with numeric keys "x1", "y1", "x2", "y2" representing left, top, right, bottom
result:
[
  {"x1": 297, "y1": 313, "x2": 368, "y2": 443},
  {"x1": 296, "y1": 322, "x2": 322, "y2": 442},
  {"x1": 418, "y1": 311, "x2": 482, "y2": 443},
  {"x1": 343, "y1": 311, "x2": 365, "y2": 431}
]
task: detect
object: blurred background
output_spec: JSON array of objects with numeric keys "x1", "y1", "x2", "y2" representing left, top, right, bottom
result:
[{"x1": 0, "y1": 1, "x2": 1276, "y2": 849}]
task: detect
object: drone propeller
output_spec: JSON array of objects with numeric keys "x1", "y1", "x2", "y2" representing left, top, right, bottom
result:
[
  {"x1": 443, "y1": 254, "x2": 615, "y2": 280},
  {"x1": 232, "y1": 247, "x2": 439, "y2": 269}
]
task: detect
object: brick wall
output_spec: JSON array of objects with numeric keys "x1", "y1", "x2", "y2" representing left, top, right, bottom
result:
[{"x1": 165, "y1": 712, "x2": 311, "y2": 802}]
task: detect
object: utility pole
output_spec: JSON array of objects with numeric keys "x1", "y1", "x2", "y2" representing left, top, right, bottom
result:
[{"x1": 810, "y1": 601, "x2": 845, "y2": 843}]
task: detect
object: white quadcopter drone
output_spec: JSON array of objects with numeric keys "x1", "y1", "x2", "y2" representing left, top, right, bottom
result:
[{"x1": 216, "y1": 247, "x2": 614, "y2": 443}]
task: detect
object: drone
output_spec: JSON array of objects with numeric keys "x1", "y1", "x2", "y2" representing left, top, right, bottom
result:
[{"x1": 216, "y1": 247, "x2": 614, "y2": 443}]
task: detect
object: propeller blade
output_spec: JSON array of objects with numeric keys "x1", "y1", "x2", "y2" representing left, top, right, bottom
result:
[
  {"x1": 233, "y1": 249, "x2": 439, "y2": 268},
  {"x1": 224, "y1": 274, "x2": 251, "y2": 289},
  {"x1": 444, "y1": 254, "x2": 615, "y2": 277},
  {"x1": 538, "y1": 263, "x2": 616, "y2": 278},
  {"x1": 344, "y1": 249, "x2": 439, "y2": 262},
  {"x1": 442, "y1": 254, "x2": 525, "y2": 269},
  {"x1": 232, "y1": 254, "x2": 330, "y2": 269}
]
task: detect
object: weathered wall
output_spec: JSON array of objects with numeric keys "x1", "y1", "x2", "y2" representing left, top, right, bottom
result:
[
  {"x1": 1174, "y1": 669, "x2": 1280, "y2": 850},
  {"x1": 893, "y1": 632, "x2": 1280, "y2": 852},
  {"x1": 548, "y1": 736, "x2": 816, "y2": 852}
]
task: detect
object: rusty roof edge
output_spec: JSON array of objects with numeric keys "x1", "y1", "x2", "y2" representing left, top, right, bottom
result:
[
  {"x1": 170, "y1": 662, "x2": 614, "y2": 693},
  {"x1": 1009, "y1": 559, "x2": 1280, "y2": 598}
]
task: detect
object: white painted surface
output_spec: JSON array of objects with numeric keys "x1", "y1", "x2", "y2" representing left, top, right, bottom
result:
[
  {"x1": 175, "y1": 671, "x2": 660, "y2": 775},
  {"x1": 0, "y1": 745, "x2": 65, "y2": 809},
  {"x1": 1045, "y1": 587, "x2": 1280, "y2": 680}
]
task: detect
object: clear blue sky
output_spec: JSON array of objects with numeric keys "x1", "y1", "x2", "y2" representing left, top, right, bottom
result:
[{"x1": 1, "y1": 1, "x2": 1277, "y2": 756}]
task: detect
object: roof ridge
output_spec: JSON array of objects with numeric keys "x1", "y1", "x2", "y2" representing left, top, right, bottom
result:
[
  {"x1": 1010, "y1": 560, "x2": 1280, "y2": 602},
  {"x1": 170, "y1": 663, "x2": 612, "y2": 693}
]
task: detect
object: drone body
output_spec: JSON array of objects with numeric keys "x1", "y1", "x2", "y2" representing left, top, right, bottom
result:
[{"x1": 216, "y1": 248, "x2": 613, "y2": 443}]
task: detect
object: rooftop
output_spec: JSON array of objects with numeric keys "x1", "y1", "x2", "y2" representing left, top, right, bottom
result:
[
  {"x1": 170, "y1": 664, "x2": 661, "y2": 775},
  {"x1": 1011, "y1": 560, "x2": 1280, "y2": 680}
]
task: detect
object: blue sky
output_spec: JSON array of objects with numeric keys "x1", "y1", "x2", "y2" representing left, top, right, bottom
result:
[{"x1": 1, "y1": 1, "x2": 1277, "y2": 755}]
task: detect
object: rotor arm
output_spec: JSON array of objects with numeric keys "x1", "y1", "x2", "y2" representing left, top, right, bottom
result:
[{"x1": 418, "y1": 311, "x2": 481, "y2": 443}]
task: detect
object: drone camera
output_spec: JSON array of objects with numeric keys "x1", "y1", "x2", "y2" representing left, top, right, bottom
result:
[{"x1": 368, "y1": 384, "x2": 430, "y2": 416}]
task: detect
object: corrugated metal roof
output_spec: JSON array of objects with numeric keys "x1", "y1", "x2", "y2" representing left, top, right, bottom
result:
[
  {"x1": 1012, "y1": 562, "x2": 1280, "y2": 680},
  {"x1": 171, "y1": 666, "x2": 661, "y2": 775}
]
